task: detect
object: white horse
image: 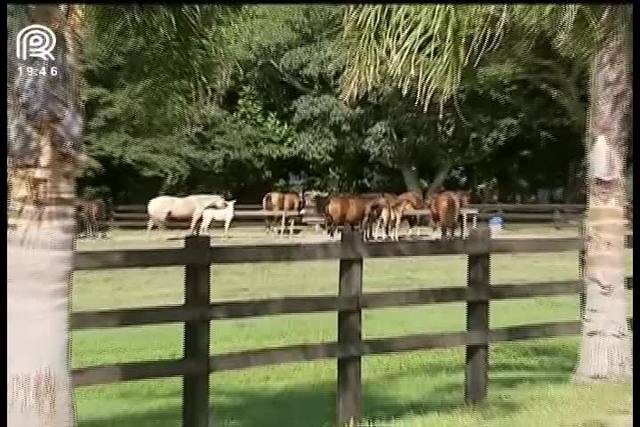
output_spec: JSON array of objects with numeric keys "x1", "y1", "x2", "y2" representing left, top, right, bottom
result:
[
  {"x1": 146, "y1": 194, "x2": 227, "y2": 237},
  {"x1": 199, "y1": 200, "x2": 236, "y2": 238}
]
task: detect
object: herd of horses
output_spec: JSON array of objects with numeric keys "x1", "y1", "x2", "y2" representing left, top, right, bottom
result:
[
  {"x1": 262, "y1": 189, "x2": 470, "y2": 241},
  {"x1": 75, "y1": 188, "x2": 471, "y2": 241}
]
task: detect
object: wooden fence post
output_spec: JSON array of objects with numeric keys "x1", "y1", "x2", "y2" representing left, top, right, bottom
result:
[
  {"x1": 465, "y1": 226, "x2": 490, "y2": 404},
  {"x1": 183, "y1": 236, "x2": 212, "y2": 427},
  {"x1": 337, "y1": 227, "x2": 363, "y2": 426},
  {"x1": 578, "y1": 219, "x2": 586, "y2": 320}
]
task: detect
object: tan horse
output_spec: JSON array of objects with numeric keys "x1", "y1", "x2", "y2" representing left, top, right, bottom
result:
[
  {"x1": 396, "y1": 191, "x2": 425, "y2": 237},
  {"x1": 385, "y1": 198, "x2": 416, "y2": 241},
  {"x1": 356, "y1": 192, "x2": 396, "y2": 239},
  {"x1": 356, "y1": 193, "x2": 392, "y2": 240},
  {"x1": 365, "y1": 191, "x2": 423, "y2": 240},
  {"x1": 363, "y1": 196, "x2": 393, "y2": 241},
  {"x1": 262, "y1": 191, "x2": 303, "y2": 235},
  {"x1": 146, "y1": 194, "x2": 226, "y2": 237}
]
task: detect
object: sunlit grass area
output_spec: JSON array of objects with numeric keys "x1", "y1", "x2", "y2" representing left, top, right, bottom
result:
[{"x1": 72, "y1": 225, "x2": 632, "y2": 426}]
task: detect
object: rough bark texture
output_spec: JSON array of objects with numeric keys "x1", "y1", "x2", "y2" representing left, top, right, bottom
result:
[
  {"x1": 399, "y1": 163, "x2": 422, "y2": 194},
  {"x1": 573, "y1": 33, "x2": 633, "y2": 383},
  {"x1": 7, "y1": 5, "x2": 84, "y2": 426},
  {"x1": 8, "y1": 164, "x2": 78, "y2": 427},
  {"x1": 426, "y1": 162, "x2": 451, "y2": 196}
]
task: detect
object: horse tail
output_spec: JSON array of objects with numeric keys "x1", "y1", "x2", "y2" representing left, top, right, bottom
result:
[
  {"x1": 262, "y1": 193, "x2": 272, "y2": 211},
  {"x1": 321, "y1": 197, "x2": 335, "y2": 228},
  {"x1": 444, "y1": 194, "x2": 458, "y2": 227},
  {"x1": 104, "y1": 198, "x2": 114, "y2": 222}
]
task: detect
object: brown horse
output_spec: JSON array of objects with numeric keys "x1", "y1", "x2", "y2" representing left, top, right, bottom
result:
[
  {"x1": 262, "y1": 191, "x2": 303, "y2": 235},
  {"x1": 426, "y1": 190, "x2": 470, "y2": 235},
  {"x1": 427, "y1": 191, "x2": 462, "y2": 239},
  {"x1": 76, "y1": 199, "x2": 110, "y2": 239},
  {"x1": 314, "y1": 195, "x2": 378, "y2": 240},
  {"x1": 456, "y1": 190, "x2": 471, "y2": 208}
]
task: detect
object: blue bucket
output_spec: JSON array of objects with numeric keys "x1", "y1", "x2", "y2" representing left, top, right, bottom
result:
[
  {"x1": 489, "y1": 216, "x2": 503, "y2": 226},
  {"x1": 489, "y1": 216, "x2": 503, "y2": 233}
]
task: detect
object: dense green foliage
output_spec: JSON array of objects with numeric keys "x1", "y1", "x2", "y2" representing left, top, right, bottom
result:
[{"x1": 69, "y1": 5, "x2": 591, "y2": 203}]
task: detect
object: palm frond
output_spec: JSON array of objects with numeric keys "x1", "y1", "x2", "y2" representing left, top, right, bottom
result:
[
  {"x1": 341, "y1": 5, "x2": 509, "y2": 113},
  {"x1": 341, "y1": 4, "x2": 630, "y2": 113}
]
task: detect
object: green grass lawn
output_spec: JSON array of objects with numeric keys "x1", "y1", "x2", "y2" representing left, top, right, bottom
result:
[{"x1": 72, "y1": 227, "x2": 633, "y2": 426}]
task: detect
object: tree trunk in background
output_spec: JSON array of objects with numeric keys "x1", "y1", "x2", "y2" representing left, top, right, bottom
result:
[
  {"x1": 426, "y1": 162, "x2": 451, "y2": 196},
  {"x1": 399, "y1": 163, "x2": 422, "y2": 193},
  {"x1": 573, "y1": 33, "x2": 632, "y2": 383},
  {"x1": 7, "y1": 5, "x2": 84, "y2": 426},
  {"x1": 564, "y1": 159, "x2": 579, "y2": 203}
]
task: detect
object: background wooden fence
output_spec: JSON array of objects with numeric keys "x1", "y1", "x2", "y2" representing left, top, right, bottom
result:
[
  {"x1": 72, "y1": 229, "x2": 633, "y2": 426},
  {"x1": 108, "y1": 203, "x2": 590, "y2": 229}
]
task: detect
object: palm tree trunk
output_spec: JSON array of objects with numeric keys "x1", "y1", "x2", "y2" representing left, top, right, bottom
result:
[
  {"x1": 7, "y1": 5, "x2": 84, "y2": 425},
  {"x1": 8, "y1": 165, "x2": 78, "y2": 426},
  {"x1": 573, "y1": 33, "x2": 632, "y2": 383}
]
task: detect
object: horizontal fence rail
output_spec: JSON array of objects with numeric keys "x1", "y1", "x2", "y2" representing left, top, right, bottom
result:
[
  {"x1": 70, "y1": 278, "x2": 634, "y2": 331},
  {"x1": 71, "y1": 229, "x2": 633, "y2": 426},
  {"x1": 75, "y1": 235, "x2": 632, "y2": 270},
  {"x1": 105, "y1": 203, "x2": 598, "y2": 230},
  {"x1": 73, "y1": 279, "x2": 625, "y2": 330},
  {"x1": 72, "y1": 318, "x2": 635, "y2": 388}
]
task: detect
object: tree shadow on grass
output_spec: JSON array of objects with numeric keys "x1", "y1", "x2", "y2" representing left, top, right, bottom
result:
[
  {"x1": 78, "y1": 340, "x2": 580, "y2": 427},
  {"x1": 489, "y1": 339, "x2": 579, "y2": 375}
]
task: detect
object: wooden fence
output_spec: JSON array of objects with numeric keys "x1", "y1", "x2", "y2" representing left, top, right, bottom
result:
[
  {"x1": 108, "y1": 203, "x2": 589, "y2": 230},
  {"x1": 72, "y1": 230, "x2": 633, "y2": 427}
]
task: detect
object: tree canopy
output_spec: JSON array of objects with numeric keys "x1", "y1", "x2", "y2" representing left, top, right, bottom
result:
[{"x1": 56, "y1": 4, "x2": 599, "y2": 203}]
